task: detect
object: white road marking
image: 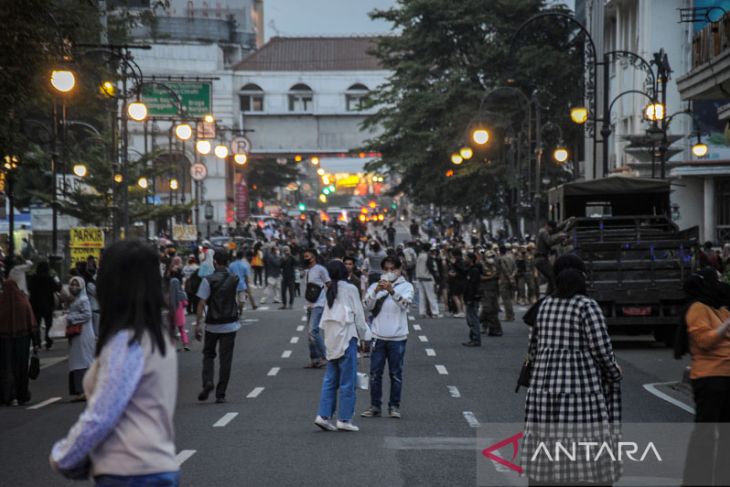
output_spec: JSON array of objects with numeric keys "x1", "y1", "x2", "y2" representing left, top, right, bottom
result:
[
  {"x1": 213, "y1": 412, "x2": 239, "y2": 427},
  {"x1": 301, "y1": 316, "x2": 307, "y2": 322},
  {"x1": 26, "y1": 397, "x2": 62, "y2": 410},
  {"x1": 413, "y1": 324, "x2": 422, "y2": 331},
  {"x1": 258, "y1": 306, "x2": 270, "y2": 311},
  {"x1": 281, "y1": 350, "x2": 292, "y2": 358},
  {"x1": 241, "y1": 318, "x2": 259, "y2": 323},
  {"x1": 408, "y1": 316, "x2": 415, "y2": 321},
  {"x1": 246, "y1": 387, "x2": 265, "y2": 399},
  {"x1": 267, "y1": 367, "x2": 280, "y2": 377},
  {"x1": 643, "y1": 382, "x2": 695, "y2": 414},
  {"x1": 175, "y1": 450, "x2": 196, "y2": 466},
  {"x1": 435, "y1": 365, "x2": 448, "y2": 375},
  {"x1": 296, "y1": 325, "x2": 305, "y2": 332},
  {"x1": 40, "y1": 356, "x2": 68, "y2": 370},
  {"x1": 447, "y1": 386, "x2": 461, "y2": 398},
  {"x1": 425, "y1": 348, "x2": 436, "y2": 357},
  {"x1": 290, "y1": 336, "x2": 300, "y2": 344},
  {"x1": 418, "y1": 335, "x2": 429, "y2": 342},
  {"x1": 462, "y1": 411, "x2": 480, "y2": 428}
]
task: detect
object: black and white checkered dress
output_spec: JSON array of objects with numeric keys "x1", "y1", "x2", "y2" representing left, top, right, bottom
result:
[{"x1": 522, "y1": 295, "x2": 623, "y2": 484}]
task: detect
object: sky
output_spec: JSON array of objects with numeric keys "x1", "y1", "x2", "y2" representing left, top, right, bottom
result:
[{"x1": 264, "y1": 0, "x2": 398, "y2": 40}]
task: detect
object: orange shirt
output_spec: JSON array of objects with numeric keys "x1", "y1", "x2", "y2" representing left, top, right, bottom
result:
[{"x1": 687, "y1": 302, "x2": 730, "y2": 379}]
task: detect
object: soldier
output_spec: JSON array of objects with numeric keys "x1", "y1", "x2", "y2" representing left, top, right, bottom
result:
[
  {"x1": 514, "y1": 245, "x2": 527, "y2": 306},
  {"x1": 497, "y1": 245, "x2": 516, "y2": 322},
  {"x1": 479, "y1": 250, "x2": 502, "y2": 336},
  {"x1": 525, "y1": 243, "x2": 538, "y2": 304}
]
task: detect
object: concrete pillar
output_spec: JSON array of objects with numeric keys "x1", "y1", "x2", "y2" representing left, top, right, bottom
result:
[{"x1": 704, "y1": 177, "x2": 715, "y2": 243}]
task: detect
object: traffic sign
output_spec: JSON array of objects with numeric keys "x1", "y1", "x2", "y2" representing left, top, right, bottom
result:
[
  {"x1": 190, "y1": 162, "x2": 208, "y2": 181},
  {"x1": 231, "y1": 136, "x2": 251, "y2": 155},
  {"x1": 140, "y1": 82, "x2": 212, "y2": 117}
]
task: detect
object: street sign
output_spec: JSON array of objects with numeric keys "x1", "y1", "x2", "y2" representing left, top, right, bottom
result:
[
  {"x1": 140, "y1": 82, "x2": 212, "y2": 117},
  {"x1": 231, "y1": 136, "x2": 251, "y2": 155},
  {"x1": 70, "y1": 227, "x2": 105, "y2": 264},
  {"x1": 190, "y1": 162, "x2": 208, "y2": 181},
  {"x1": 196, "y1": 120, "x2": 216, "y2": 139}
]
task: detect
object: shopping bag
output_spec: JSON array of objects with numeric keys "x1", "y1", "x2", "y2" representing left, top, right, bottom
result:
[
  {"x1": 48, "y1": 312, "x2": 68, "y2": 339},
  {"x1": 357, "y1": 372, "x2": 369, "y2": 391}
]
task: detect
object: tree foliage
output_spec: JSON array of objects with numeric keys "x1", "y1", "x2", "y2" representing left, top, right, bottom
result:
[{"x1": 364, "y1": 0, "x2": 585, "y2": 232}]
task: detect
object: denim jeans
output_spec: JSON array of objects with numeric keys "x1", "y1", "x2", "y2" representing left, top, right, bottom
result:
[
  {"x1": 466, "y1": 301, "x2": 481, "y2": 344},
  {"x1": 369, "y1": 338, "x2": 407, "y2": 409},
  {"x1": 202, "y1": 331, "x2": 237, "y2": 399},
  {"x1": 95, "y1": 471, "x2": 179, "y2": 487},
  {"x1": 308, "y1": 306, "x2": 326, "y2": 361},
  {"x1": 317, "y1": 337, "x2": 357, "y2": 421}
]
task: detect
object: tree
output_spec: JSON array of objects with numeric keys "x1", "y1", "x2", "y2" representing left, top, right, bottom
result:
[{"x1": 363, "y1": 0, "x2": 584, "y2": 235}]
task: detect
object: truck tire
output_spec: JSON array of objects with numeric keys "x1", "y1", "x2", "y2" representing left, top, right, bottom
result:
[{"x1": 653, "y1": 326, "x2": 677, "y2": 347}]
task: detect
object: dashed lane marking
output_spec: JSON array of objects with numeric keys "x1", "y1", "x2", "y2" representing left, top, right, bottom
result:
[
  {"x1": 26, "y1": 397, "x2": 62, "y2": 410},
  {"x1": 296, "y1": 325, "x2": 305, "y2": 332},
  {"x1": 408, "y1": 316, "x2": 415, "y2": 321},
  {"x1": 447, "y1": 386, "x2": 461, "y2": 398},
  {"x1": 301, "y1": 316, "x2": 307, "y2": 322},
  {"x1": 290, "y1": 336, "x2": 300, "y2": 344},
  {"x1": 413, "y1": 324, "x2": 422, "y2": 331},
  {"x1": 267, "y1": 367, "x2": 280, "y2": 377},
  {"x1": 643, "y1": 382, "x2": 695, "y2": 414},
  {"x1": 425, "y1": 348, "x2": 436, "y2": 357},
  {"x1": 418, "y1": 335, "x2": 429, "y2": 343},
  {"x1": 213, "y1": 412, "x2": 239, "y2": 427},
  {"x1": 281, "y1": 350, "x2": 292, "y2": 358},
  {"x1": 246, "y1": 387, "x2": 265, "y2": 399},
  {"x1": 462, "y1": 411, "x2": 480, "y2": 428},
  {"x1": 40, "y1": 356, "x2": 68, "y2": 370},
  {"x1": 257, "y1": 306, "x2": 270, "y2": 311},
  {"x1": 435, "y1": 365, "x2": 448, "y2": 375},
  {"x1": 175, "y1": 450, "x2": 196, "y2": 466}
]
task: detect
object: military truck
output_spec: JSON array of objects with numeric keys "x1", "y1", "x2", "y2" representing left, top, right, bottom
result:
[{"x1": 547, "y1": 176, "x2": 698, "y2": 344}]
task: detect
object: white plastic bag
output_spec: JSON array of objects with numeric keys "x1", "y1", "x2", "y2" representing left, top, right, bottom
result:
[
  {"x1": 48, "y1": 311, "x2": 68, "y2": 339},
  {"x1": 357, "y1": 371, "x2": 369, "y2": 391}
]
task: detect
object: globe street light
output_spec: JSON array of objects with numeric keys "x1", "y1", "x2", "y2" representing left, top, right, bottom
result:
[
  {"x1": 234, "y1": 153, "x2": 248, "y2": 165},
  {"x1": 317, "y1": 168, "x2": 326, "y2": 176},
  {"x1": 196, "y1": 140, "x2": 211, "y2": 155},
  {"x1": 692, "y1": 140, "x2": 709, "y2": 158},
  {"x1": 644, "y1": 102, "x2": 665, "y2": 122},
  {"x1": 137, "y1": 176, "x2": 149, "y2": 189},
  {"x1": 170, "y1": 178, "x2": 179, "y2": 190},
  {"x1": 50, "y1": 69, "x2": 76, "y2": 94},
  {"x1": 175, "y1": 123, "x2": 192, "y2": 141},
  {"x1": 459, "y1": 147, "x2": 474, "y2": 160},
  {"x1": 214, "y1": 144, "x2": 229, "y2": 159},
  {"x1": 100, "y1": 80, "x2": 116, "y2": 97},
  {"x1": 204, "y1": 114, "x2": 215, "y2": 124},
  {"x1": 570, "y1": 106, "x2": 589, "y2": 125},
  {"x1": 553, "y1": 147, "x2": 569, "y2": 164},
  {"x1": 114, "y1": 173, "x2": 123, "y2": 184},
  {"x1": 311, "y1": 156, "x2": 320, "y2": 165},
  {"x1": 127, "y1": 101, "x2": 148, "y2": 122},
  {"x1": 472, "y1": 128, "x2": 490, "y2": 145},
  {"x1": 450, "y1": 153, "x2": 464, "y2": 165},
  {"x1": 72, "y1": 163, "x2": 88, "y2": 178}
]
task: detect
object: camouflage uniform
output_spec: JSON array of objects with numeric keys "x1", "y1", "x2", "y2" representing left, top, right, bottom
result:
[{"x1": 497, "y1": 251, "x2": 516, "y2": 321}]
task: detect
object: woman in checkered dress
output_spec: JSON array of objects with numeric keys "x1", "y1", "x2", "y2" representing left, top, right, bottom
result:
[{"x1": 522, "y1": 255, "x2": 622, "y2": 486}]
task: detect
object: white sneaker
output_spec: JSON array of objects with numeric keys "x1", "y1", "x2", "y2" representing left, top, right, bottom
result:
[
  {"x1": 453, "y1": 313, "x2": 465, "y2": 318},
  {"x1": 336, "y1": 420, "x2": 360, "y2": 432},
  {"x1": 314, "y1": 416, "x2": 336, "y2": 431}
]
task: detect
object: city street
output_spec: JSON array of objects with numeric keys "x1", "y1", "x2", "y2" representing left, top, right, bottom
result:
[{"x1": 0, "y1": 291, "x2": 692, "y2": 486}]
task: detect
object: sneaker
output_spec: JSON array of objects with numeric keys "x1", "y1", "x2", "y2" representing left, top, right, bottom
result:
[
  {"x1": 388, "y1": 407, "x2": 401, "y2": 419},
  {"x1": 184, "y1": 346, "x2": 191, "y2": 351},
  {"x1": 360, "y1": 407, "x2": 381, "y2": 418},
  {"x1": 198, "y1": 382, "x2": 214, "y2": 401},
  {"x1": 453, "y1": 313, "x2": 465, "y2": 318},
  {"x1": 336, "y1": 420, "x2": 360, "y2": 432},
  {"x1": 215, "y1": 397, "x2": 226, "y2": 404},
  {"x1": 462, "y1": 341, "x2": 481, "y2": 347},
  {"x1": 314, "y1": 415, "x2": 337, "y2": 431}
]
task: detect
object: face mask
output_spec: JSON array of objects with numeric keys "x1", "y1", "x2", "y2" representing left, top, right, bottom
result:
[
  {"x1": 69, "y1": 287, "x2": 81, "y2": 296},
  {"x1": 486, "y1": 258, "x2": 495, "y2": 264},
  {"x1": 381, "y1": 271, "x2": 397, "y2": 282}
]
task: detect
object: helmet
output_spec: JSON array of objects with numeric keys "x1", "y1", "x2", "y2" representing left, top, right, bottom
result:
[{"x1": 485, "y1": 251, "x2": 496, "y2": 258}]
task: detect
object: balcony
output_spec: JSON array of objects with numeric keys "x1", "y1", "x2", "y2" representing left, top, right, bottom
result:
[{"x1": 677, "y1": 14, "x2": 730, "y2": 100}]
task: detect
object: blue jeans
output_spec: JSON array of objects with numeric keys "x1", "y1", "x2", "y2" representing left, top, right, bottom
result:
[
  {"x1": 95, "y1": 471, "x2": 179, "y2": 487},
  {"x1": 317, "y1": 337, "x2": 357, "y2": 421},
  {"x1": 308, "y1": 306, "x2": 327, "y2": 361},
  {"x1": 370, "y1": 338, "x2": 407, "y2": 409},
  {"x1": 466, "y1": 301, "x2": 481, "y2": 344}
]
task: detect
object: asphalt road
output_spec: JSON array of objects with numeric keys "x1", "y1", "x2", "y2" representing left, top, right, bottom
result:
[{"x1": 0, "y1": 288, "x2": 694, "y2": 487}]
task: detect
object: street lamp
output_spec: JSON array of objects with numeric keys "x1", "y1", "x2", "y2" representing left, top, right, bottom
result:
[
  {"x1": 127, "y1": 100, "x2": 148, "y2": 122},
  {"x1": 472, "y1": 128, "x2": 490, "y2": 145},
  {"x1": 196, "y1": 140, "x2": 211, "y2": 155},
  {"x1": 204, "y1": 114, "x2": 215, "y2": 124},
  {"x1": 692, "y1": 139, "x2": 709, "y2": 158},
  {"x1": 234, "y1": 153, "x2": 248, "y2": 165},
  {"x1": 214, "y1": 144, "x2": 229, "y2": 159},
  {"x1": 459, "y1": 147, "x2": 474, "y2": 160},
  {"x1": 175, "y1": 123, "x2": 192, "y2": 141},
  {"x1": 137, "y1": 176, "x2": 149, "y2": 189},
  {"x1": 552, "y1": 147, "x2": 569, "y2": 164},
  {"x1": 317, "y1": 168, "x2": 326, "y2": 176},
  {"x1": 50, "y1": 69, "x2": 76, "y2": 94},
  {"x1": 72, "y1": 163, "x2": 88, "y2": 177},
  {"x1": 644, "y1": 102, "x2": 665, "y2": 122},
  {"x1": 311, "y1": 156, "x2": 320, "y2": 165},
  {"x1": 450, "y1": 153, "x2": 464, "y2": 165},
  {"x1": 170, "y1": 178, "x2": 179, "y2": 190},
  {"x1": 100, "y1": 80, "x2": 116, "y2": 97},
  {"x1": 569, "y1": 106, "x2": 589, "y2": 125}
]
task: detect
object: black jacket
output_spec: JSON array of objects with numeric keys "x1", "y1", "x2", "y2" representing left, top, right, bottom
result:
[
  {"x1": 205, "y1": 270, "x2": 239, "y2": 325},
  {"x1": 464, "y1": 264, "x2": 483, "y2": 303}
]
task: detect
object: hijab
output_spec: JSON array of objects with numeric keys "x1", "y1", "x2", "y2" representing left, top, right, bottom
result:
[
  {"x1": 553, "y1": 254, "x2": 587, "y2": 299},
  {"x1": 69, "y1": 276, "x2": 89, "y2": 301},
  {"x1": 326, "y1": 260, "x2": 348, "y2": 308},
  {"x1": 0, "y1": 279, "x2": 36, "y2": 336}
]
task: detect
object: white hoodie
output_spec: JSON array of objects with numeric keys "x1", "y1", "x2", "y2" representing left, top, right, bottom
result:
[{"x1": 364, "y1": 276, "x2": 414, "y2": 341}]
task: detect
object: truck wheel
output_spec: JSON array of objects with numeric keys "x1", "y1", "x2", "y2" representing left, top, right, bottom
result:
[{"x1": 653, "y1": 326, "x2": 677, "y2": 347}]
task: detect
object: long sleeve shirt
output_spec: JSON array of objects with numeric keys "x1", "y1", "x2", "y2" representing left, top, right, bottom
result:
[
  {"x1": 320, "y1": 282, "x2": 372, "y2": 361},
  {"x1": 364, "y1": 277, "x2": 414, "y2": 341},
  {"x1": 687, "y1": 302, "x2": 730, "y2": 379}
]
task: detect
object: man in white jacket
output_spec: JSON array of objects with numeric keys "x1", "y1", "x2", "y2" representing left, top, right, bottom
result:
[{"x1": 361, "y1": 256, "x2": 414, "y2": 419}]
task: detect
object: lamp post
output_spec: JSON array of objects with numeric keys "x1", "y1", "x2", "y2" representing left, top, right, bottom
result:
[{"x1": 2, "y1": 156, "x2": 19, "y2": 258}]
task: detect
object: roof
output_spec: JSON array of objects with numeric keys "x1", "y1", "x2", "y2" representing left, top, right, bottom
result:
[
  {"x1": 552, "y1": 175, "x2": 670, "y2": 197},
  {"x1": 233, "y1": 36, "x2": 383, "y2": 71}
]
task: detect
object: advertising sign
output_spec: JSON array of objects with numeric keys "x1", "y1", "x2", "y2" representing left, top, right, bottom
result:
[{"x1": 236, "y1": 180, "x2": 250, "y2": 222}]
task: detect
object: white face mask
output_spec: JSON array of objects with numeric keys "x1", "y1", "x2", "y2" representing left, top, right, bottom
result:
[{"x1": 381, "y1": 271, "x2": 397, "y2": 282}]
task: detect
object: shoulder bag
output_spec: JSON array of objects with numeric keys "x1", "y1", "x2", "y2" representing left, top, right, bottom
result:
[{"x1": 515, "y1": 302, "x2": 542, "y2": 393}]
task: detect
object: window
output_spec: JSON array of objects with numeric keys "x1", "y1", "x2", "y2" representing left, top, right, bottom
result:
[
  {"x1": 346, "y1": 83, "x2": 369, "y2": 112},
  {"x1": 288, "y1": 83, "x2": 313, "y2": 113},
  {"x1": 239, "y1": 83, "x2": 264, "y2": 112}
]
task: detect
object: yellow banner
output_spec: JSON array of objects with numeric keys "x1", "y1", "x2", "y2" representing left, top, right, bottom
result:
[
  {"x1": 70, "y1": 227, "x2": 105, "y2": 248},
  {"x1": 70, "y1": 247, "x2": 102, "y2": 264}
]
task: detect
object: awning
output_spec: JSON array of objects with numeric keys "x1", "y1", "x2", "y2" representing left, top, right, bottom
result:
[{"x1": 552, "y1": 175, "x2": 670, "y2": 197}]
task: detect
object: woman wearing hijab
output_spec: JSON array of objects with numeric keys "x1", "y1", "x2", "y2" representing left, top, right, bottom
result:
[
  {"x1": 66, "y1": 276, "x2": 96, "y2": 401},
  {"x1": 50, "y1": 241, "x2": 179, "y2": 486},
  {"x1": 522, "y1": 254, "x2": 622, "y2": 486},
  {"x1": 680, "y1": 267, "x2": 730, "y2": 486},
  {"x1": 167, "y1": 266, "x2": 190, "y2": 351},
  {"x1": 314, "y1": 260, "x2": 371, "y2": 432},
  {"x1": 0, "y1": 279, "x2": 39, "y2": 405}
]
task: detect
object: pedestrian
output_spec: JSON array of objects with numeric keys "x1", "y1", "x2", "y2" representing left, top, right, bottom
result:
[
  {"x1": 415, "y1": 243, "x2": 441, "y2": 318},
  {"x1": 514, "y1": 246, "x2": 527, "y2": 305},
  {"x1": 303, "y1": 248, "x2": 330, "y2": 368},
  {"x1": 534, "y1": 220, "x2": 568, "y2": 296},
  {"x1": 280, "y1": 246, "x2": 298, "y2": 309},
  {"x1": 679, "y1": 268, "x2": 730, "y2": 486},
  {"x1": 409, "y1": 219, "x2": 420, "y2": 240},
  {"x1": 386, "y1": 222, "x2": 396, "y2": 249},
  {"x1": 194, "y1": 250, "x2": 240, "y2": 403},
  {"x1": 0, "y1": 277, "x2": 39, "y2": 406},
  {"x1": 198, "y1": 241, "x2": 215, "y2": 278},
  {"x1": 66, "y1": 276, "x2": 96, "y2": 402},
  {"x1": 229, "y1": 251, "x2": 253, "y2": 315},
  {"x1": 462, "y1": 252, "x2": 483, "y2": 347},
  {"x1": 699, "y1": 241, "x2": 723, "y2": 272},
  {"x1": 497, "y1": 245, "x2": 516, "y2": 322},
  {"x1": 524, "y1": 243, "x2": 538, "y2": 304},
  {"x1": 343, "y1": 255, "x2": 364, "y2": 298},
  {"x1": 50, "y1": 240, "x2": 179, "y2": 486},
  {"x1": 402, "y1": 242, "x2": 418, "y2": 282},
  {"x1": 448, "y1": 249, "x2": 467, "y2": 318},
  {"x1": 365, "y1": 240, "x2": 387, "y2": 283},
  {"x1": 521, "y1": 254, "x2": 622, "y2": 486},
  {"x1": 184, "y1": 266, "x2": 202, "y2": 316},
  {"x1": 167, "y1": 267, "x2": 190, "y2": 352},
  {"x1": 28, "y1": 260, "x2": 61, "y2": 350},
  {"x1": 479, "y1": 250, "x2": 502, "y2": 336},
  {"x1": 361, "y1": 256, "x2": 414, "y2": 419},
  {"x1": 251, "y1": 244, "x2": 264, "y2": 287},
  {"x1": 261, "y1": 246, "x2": 282, "y2": 304},
  {"x1": 314, "y1": 260, "x2": 372, "y2": 432}
]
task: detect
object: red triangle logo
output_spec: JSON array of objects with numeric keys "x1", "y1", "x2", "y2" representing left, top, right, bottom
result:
[{"x1": 482, "y1": 432, "x2": 524, "y2": 474}]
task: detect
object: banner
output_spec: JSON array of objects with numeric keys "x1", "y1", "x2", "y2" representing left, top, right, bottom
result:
[
  {"x1": 236, "y1": 180, "x2": 250, "y2": 222},
  {"x1": 173, "y1": 224, "x2": 197, "y2": 242},
  {"x1": 71, "y1": 247, "x2": 102, "y2": 264},
  {"x1": 69, "y1": 227, "x2": 104, "y2": 264}
]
